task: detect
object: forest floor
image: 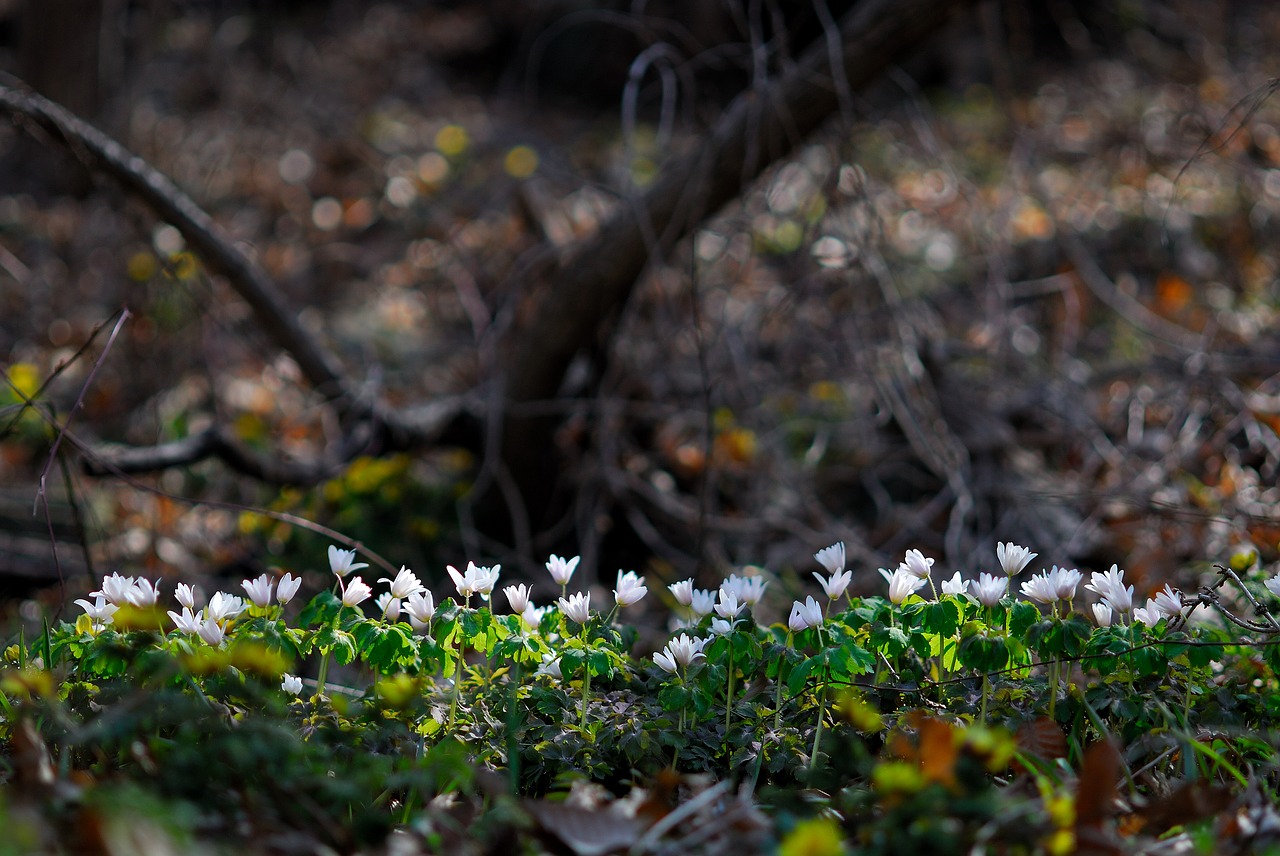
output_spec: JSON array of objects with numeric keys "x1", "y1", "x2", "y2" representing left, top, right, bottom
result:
[{"x1": 2, "y1": 1, "x2": 1280, "y2": 615}]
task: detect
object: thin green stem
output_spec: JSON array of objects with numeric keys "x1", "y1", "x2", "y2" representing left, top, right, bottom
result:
[
  {"x1": 448, "y1": 625, "x2": 467, "y2": 732},
  {"x1": 725, "y1": 665, "x2": 735, "y2": 744},
  {"x1": 773, "y1": 631, "x2": 793, "y2": 732},
  {"x1": 315, "y1": 649, "x2": 331, "y2": 700},
  {"x1": 980, "y1": 672, "x2": 990, "y2": 726},
  {"x1": 580, "y1": 665, "x2": 591, "y2": 729},
  {"x1": 809, "y1": 671, "x2": 828, "y2": 778}
]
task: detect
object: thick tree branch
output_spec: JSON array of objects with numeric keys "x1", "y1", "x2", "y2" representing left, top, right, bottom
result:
[
  {"x1": 0, "y1": 77, "x2": 482, "y2": 477},
  {"x1": 497, "y1": 0, "x2": 976, "y2": 519},
  {"x1": 0, "y1": 77, "x2": 360, "y2": 416}
]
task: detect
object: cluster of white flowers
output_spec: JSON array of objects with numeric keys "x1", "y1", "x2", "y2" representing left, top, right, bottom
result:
[{"x1": 668, "y1": 568, "x2": 768, "y2": 633}]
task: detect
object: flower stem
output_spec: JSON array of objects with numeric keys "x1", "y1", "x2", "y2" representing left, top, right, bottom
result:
[
  {"x1": 580, "y1": 665, "x2": 591, "y2": 729},
  {"x1": 448, "y1": 629, "x2": 467, "y2": 732},
  {"x1": 725, "y1": 665, "x2": 735, "y2": 744},
  {"x1": 315, "y1": 649, "x2": 331, "y2": 700},
  {"x1": 980, "y1": 672, "x2": 990, "y2": 726},
  {"x1": 809, "y1": 671, "x2": 828, "y2": 778},
  {"x1": 773, "y1": 631, "x2": 792, "y2": 732}
]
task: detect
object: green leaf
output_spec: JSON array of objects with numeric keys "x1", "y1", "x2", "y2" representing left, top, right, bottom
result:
[
  {"x1": 958, "y1": 632, "x2": 1009, "y2": 672},
  {"x1": 920, "y1": 600, "x2": 961, "y2": 636},
  {"x1": 826, "y1": 643, "x2": 874, "y2": 681},
  {"x1": 1009, "y1": 601, "x2": 1041, "y2": 637},
  {"x1": 298, "y1": 590, "x2": 342, "y2": 628},
  {"x1": 786, "y1": 657, "x2": 818, "y2": 695}
]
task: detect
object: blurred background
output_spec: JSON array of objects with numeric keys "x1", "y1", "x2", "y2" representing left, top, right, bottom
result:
[{"x1": 1, "y1": 0, "x2": 1278, "y2": 622}]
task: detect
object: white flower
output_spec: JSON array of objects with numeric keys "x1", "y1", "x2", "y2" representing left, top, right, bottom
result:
[
  {"x1": 714, "y1": 588, "x2": 744, "y2": 620},
  {"x1": 971, "y1": 573, "x2": 1006, "y2": 607},
  {"x1": 613, "y1": 570, "x2": 648, "y2": 608},
  {"x1": 997, "y1": 542, "x2": 1037, "y2": 577},
  {"x1": 1019, "y1": 572, "x2": 1059, "y2": 604},
  {"x1": 378, "y1": 566, "x2": 424, "y2": 600},
  {"x1": 814, "y1": 568, "x2": 853, "y2": 601},
  {"x1": 941, "y1": 571, "x2": 970, "y2": 596},
  {"x1": 197, "y1": 618, "x2": 225, "y2": 646},
  {"x1": 1151, "y1": 584, "x2": 1183, "y2": 618},
  {"x1": 689, "y1": 588, "x2": 716, "y2": 618},
  {"x1": 653, "y1": 633, "x2": 707, "y2": 674},
  {"x1": 546, "y1": 554, "x2": 580, "y2": 587},
  {"x1": 1092, "y1": 602, "x2": 1113, "y2": 628},
  {"x1": 1050, "y1": 566, "x2": 1083, "y2": 601},
  {"x1": 328, "y1": 545, "x2": 368, "y2": 577},
  {"x1": 521, "y1": 603, "x2": 546, "y2": 630},
  {"x1": 1085, "y1": 565, "x2": 1133, "y2": 613},
  {"x1": 1265, "y1": 575, "x2": 1280, "y2": 598},
  {"x1": 788, "y1": 596, "x2": 824, "y2": 632},
  {"x1": 376, "y1": 592, "x2": 401, "y2": 621},
  {"x1": 277, "y1": 573, "x2": 301, "y2": 605},
  {"x1": 340, "y1": 576, "x2": 373, "y2": 608},
  {"x1": 558, "y1": 591, "x2": 591, "y2": 624},
  {"x1": 175, "y1": 582, "x2": 197, "y2": 610},
  {"x1": 879, "y1": 566, "x2": 927, "y2": 604},
  {"x1": 1132, "y1": 601, "x2": 1163, "y2": 627},
  {"x1": 281, "y1": 674, "x2": 303, "y2": 695},
  {"x1": 75, "y1": 595, "x2": 118, "y2": 624},
  {"x1": 404, "y1": 590, "x2": 435, "y2": 630},
  {"x1": 538, "y1": 654, "x2": 563, "y2": 679},
  {"x1": 448, "y1": 561, "x2": 501, "y2": 600},
  {"x1": 901, "y1": 549, "x2": 935, "y2": 580},
  {"x1": 167, "y1": 607, "x2": 201, "y2": 635},
  {"x1": 710, "y1": 617, "x2": 734, "y2": 635},
  {"x1": 241, "y1": 574, "x2": 274, "y2": 608},
  {"x1": 669, "y1": 579, "x2": 695, "y2": 606},
  {"x1": 736, "y1": 575, "x2": 768, "y2": 605},
  {"x1": 206, "y1": 592, "x2": 245, "y2": 623},
  {"x1": 91, "y1": 572, "x2": 135, "y2": 605},
  {"x1": 504, "y1": 583, "x2": 532, "y2": 614},
  {"x1": 127, "y1": 578, "x2": 162, "y2": 607},
  {"x1": 814, "y1": 542, "x2": 846, "y2": 576}
]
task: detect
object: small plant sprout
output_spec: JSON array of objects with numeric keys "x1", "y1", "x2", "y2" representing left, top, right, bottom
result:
[
  {"x1": 379, "y1": 566, "x2": 425, "y2": 600},
  {"x1": 276, "y1": 572, "x2": 301, "y2": 605},
  {"x1": 241, "y1": 574, "x2": 274, "y2": 609},
  {"x1": 328, "y1": 545, "x2": 368, "y2": 577},
  {"x1": 281, "y1": 674, "x2": 303, "y2": 695},
  {"x1": 941, "y1": 571, "x2": 969, "y2": 596},
  {"x1": 404, "y1": 590, "x2": 435, "y2": 633}
]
